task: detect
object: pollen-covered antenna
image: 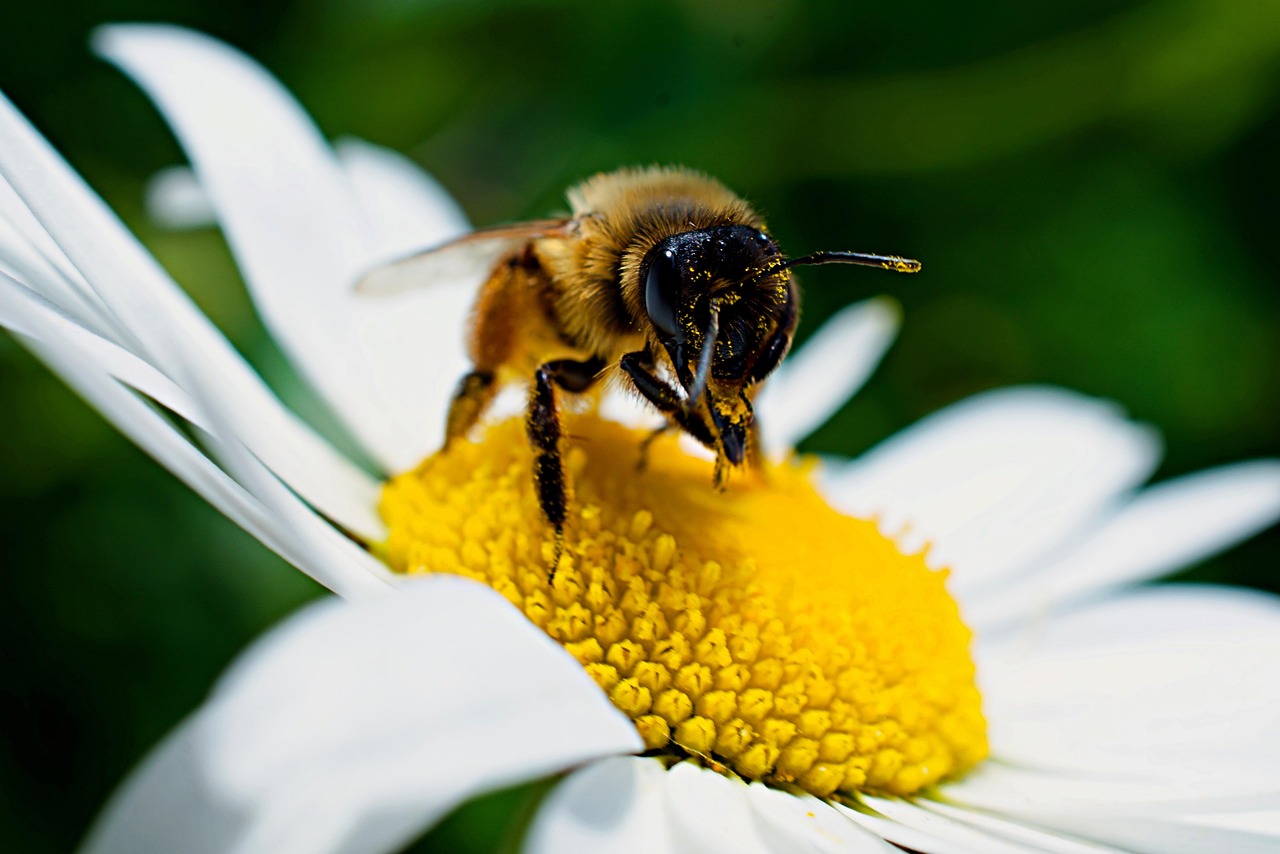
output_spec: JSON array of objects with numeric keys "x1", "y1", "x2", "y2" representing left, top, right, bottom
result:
[
  {"x1": 686, "y1": 298, "x2": 721, "y2": 409},
  {"x1": 781, "y1": 251, "x2": 921, "y2": 274}
]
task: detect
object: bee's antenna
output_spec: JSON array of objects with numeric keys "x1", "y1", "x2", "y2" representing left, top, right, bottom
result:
[
  {"x1": 686, "y1": 298, "x2": 721, "y2": 409},
  {"x1": 781, "y1": 251, "x2": 921, "y2": 274}
]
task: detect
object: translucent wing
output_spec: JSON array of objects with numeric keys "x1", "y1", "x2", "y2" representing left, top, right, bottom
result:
[{"x1": 355, "y1": 219, "x2": 572, "y2": 296}]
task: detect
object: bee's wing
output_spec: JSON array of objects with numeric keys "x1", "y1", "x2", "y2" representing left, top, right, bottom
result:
[{"x1": 355, "y1": 218, "x2": 573, "y2": 295}]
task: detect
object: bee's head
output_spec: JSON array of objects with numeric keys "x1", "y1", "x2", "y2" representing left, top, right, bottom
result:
[
  {"x1": 639, "y1": 224, "x2": 794, "y2": 464},
  {"x1": 640, "y1": 225, "x2": 921, "y2": 465}
]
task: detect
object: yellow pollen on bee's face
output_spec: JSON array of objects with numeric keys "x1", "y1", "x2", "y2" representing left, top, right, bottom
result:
[{"x1": 378, "y1": 414, "x2": 987, "y2": 798}]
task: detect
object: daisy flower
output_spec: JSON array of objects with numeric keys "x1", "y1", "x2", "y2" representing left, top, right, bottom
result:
[{"x1": 3, "y1": 24, "x2": 1280, "y2": 854}]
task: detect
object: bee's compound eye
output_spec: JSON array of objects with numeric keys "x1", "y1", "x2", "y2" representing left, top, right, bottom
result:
[{"x1": 645, "y1": 247, "x2": 680, "y2": 338}]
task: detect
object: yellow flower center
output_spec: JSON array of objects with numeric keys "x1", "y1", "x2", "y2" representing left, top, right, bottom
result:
[{"x1": 379, "y1": 413, "x2": 986, "y2": 798}]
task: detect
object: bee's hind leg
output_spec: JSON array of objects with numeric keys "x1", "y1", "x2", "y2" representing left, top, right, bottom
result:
[{"x1": 528, "y1": 357, "x2": 604, "y2": 581}]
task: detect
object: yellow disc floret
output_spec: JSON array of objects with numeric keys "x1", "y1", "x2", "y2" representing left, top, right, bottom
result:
[{"x1": 379, "y1": 413, "x2": 987, "y2": 798}]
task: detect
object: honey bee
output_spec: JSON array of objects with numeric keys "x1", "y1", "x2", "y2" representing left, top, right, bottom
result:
[{"x1": 360, "y1": 166, "x2": 919, "y2": 563}]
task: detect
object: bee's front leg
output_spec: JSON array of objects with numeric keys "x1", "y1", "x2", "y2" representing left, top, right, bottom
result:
[
  {"x1": 528, "y1": 357, "x2": 604, "y2": 581},
  {"x1": 619, "y1": 350, "x2": 718, "y2": 454}
]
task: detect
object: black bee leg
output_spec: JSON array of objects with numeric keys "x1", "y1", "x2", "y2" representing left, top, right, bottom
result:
[
  {"x1": 528, "y1": 358, "x2": 605, "y2": 581},
  {"x1": 445, "y1": 370, "x2": 496, "y2": 446},
  {"x1": 619, "y1": 351, "x2": 717, "y2": 452},
  {"x1": 636, "y1": 422, "x2": 673, "y2": 471}
]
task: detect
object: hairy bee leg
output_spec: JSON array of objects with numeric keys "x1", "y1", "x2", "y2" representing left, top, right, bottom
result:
[
  {"x1": 528, "y1": 357, "x2": 605, "y2": 582},
  {"x1": 444, "y1": 370, "x2": 497, "y2": 445},
  {"x1": 619, "y1": 352, "x2": 717, "y2": 451}
]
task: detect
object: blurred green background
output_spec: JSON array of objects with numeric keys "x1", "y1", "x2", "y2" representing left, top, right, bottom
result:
[{"x1": 1, "y1": 0, "x2": 1278, "y2": 850}]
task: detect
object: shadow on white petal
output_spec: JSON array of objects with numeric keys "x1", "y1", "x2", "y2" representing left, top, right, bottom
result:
[
  {"x1": 525, "y1": 757, "x2": 674, "y2": 854},
  {"x1": 96, "y1": 24, "x2": 474, "y2": 473},
  {"x1": 87, "y1": 578, "x2": 640, "y2": 854}
]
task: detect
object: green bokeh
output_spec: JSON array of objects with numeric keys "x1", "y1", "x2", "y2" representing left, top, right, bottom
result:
[{"x1": 1, "y1": 1, "x2": 1278, "y2": 850}]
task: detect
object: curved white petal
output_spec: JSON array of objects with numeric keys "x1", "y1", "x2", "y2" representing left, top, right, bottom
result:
[
  {"x1": 755, "y1": 297, "x2": 900, "y2": 457},
  {"x1": 975, "y1": 585, "x2": 1280, "y2": 793},
  {"x1": 661, "y1": 763, "x2": 780, "y2": 853},
  {"x1": 968, "y1": 460, "x2": 1280, "y2": 631},
  {"x1": 174, "y1": 353, "x2": 397, "y2": 598},
  {"x1": 1, "y1": 268, "x2": 387, "y2": 596},
  {"x1": 0, "y1": 272, "x2": 201, "y2": 427},
  {"x1": 529, "y1": 759, "x2": 893, "y2": 854},
  {"x1": 0, "y1": 307, "x2": 295, "y2": 576},
  {"x1": 96, "y1": 24, "x2": 473, "y2": 473},
  {"x1": 85, "y1": 577, "x2": 641, "y2": 854},
  {"x1": 0, "y1": 179, "x2": 129, "y2": 344},
  {"x1": 0, "y1": 87, "x2": 386, "y2": 541},
  {"x1": 820, "y1": 386, "x2": 1161, "y2": 593},
  {"x1": 146, "y1": 140, "x2": 468, "y2": 250}
]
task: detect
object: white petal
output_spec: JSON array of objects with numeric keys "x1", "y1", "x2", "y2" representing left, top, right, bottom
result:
[
  {"x1": 96, "y1": 24, "x2": 474, "y2": 473},
  {"x1": 661, "y1": 763, "x2": 780, "y2": 853},
  {"x1": 975, "y1": 585, "x2": 1280, "y2": 792},
  {"x1": 145, "y1": 141, "x2": 467, "y2": 248},
  {"x1": 174, "y1": 354, "x2": 397, "y2": 599},
  {"x1": 528, "y1": 760, "x2": 896, "y2": 854},
  {"x1": 0, "y1": 272, "x2": 201, "y2": 426},
  {"x1": 0, "y1": 179, "x2": 128, "y2": 343},
  {"x1": 2, "y1": 275, "x2": 386, "y2": 597},
  {"x1": 939, "y1": 770, "x2": 1280, "y2": 854},
  {"x1": 968, "y1": 460, "x2": 1280, "y2": 631},
  {"x1": 744, "y1": 786, "x2": 898, "y2": 852},
  {"x1": 820, "y1": 386, "x2": 1161, "y2": 593},
  {"x1": 0, "y1": 87, "x2": 386, "y2": 541},
  {"x1": 86, "y1": 577, "x2": 641, "y2": 854},
  {"x1": 1, "y1": 317, "x2": 301, "y2": 579},
  {"x1": 524, "y1": 757, "x2": 675, "y2": 854},
  {"x1": 755, "y1": 297, "x2": 900, "y2": 457}
]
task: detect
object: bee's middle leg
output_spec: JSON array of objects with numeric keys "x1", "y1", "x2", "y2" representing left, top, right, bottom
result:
[
  {"x1": 445, "y1": 370, "x2": 497, "y2": 446},
  {"x1": 528, "y1": 357, "x2": 604, "y2": 577}
]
